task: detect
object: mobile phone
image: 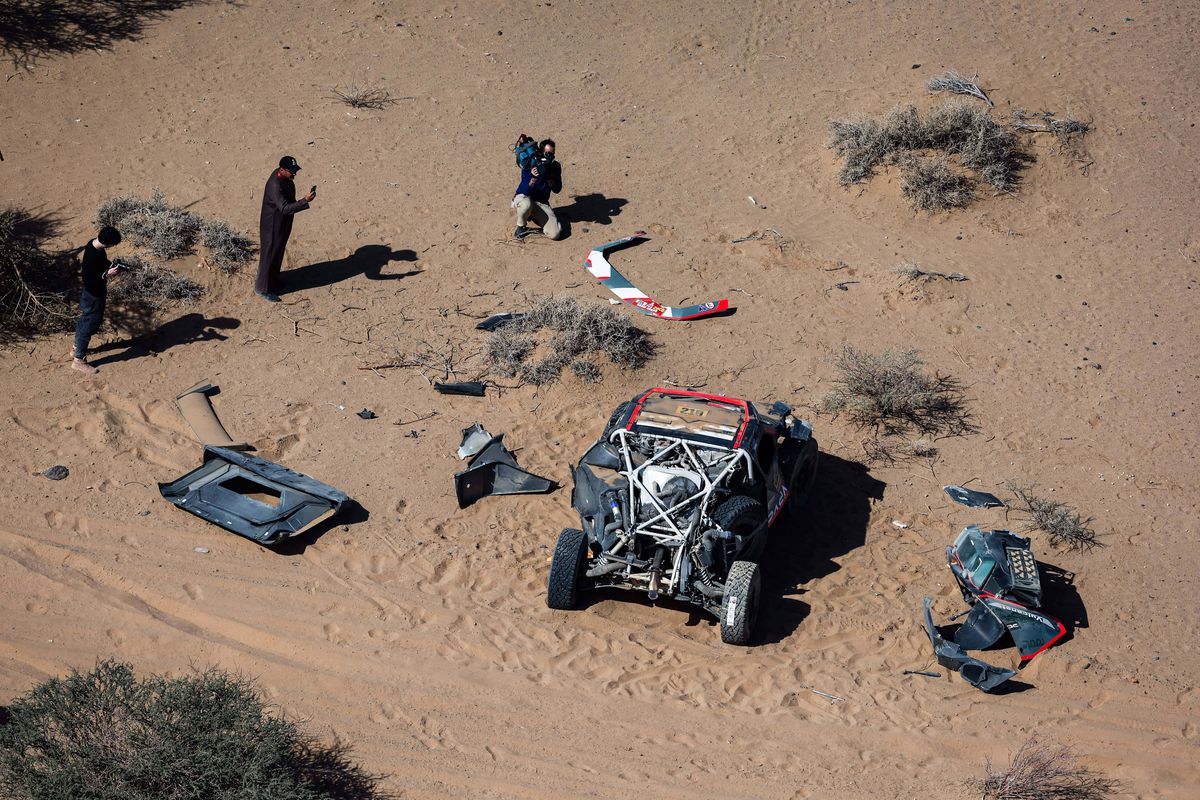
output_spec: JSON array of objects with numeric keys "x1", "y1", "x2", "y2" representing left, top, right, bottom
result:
[{"x1": 310, "y1": 185, "x2": 317, "y2": 196}]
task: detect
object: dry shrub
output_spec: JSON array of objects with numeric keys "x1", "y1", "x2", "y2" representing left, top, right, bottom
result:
[
  {"x1": 96, "y1": 189, "x2": 202, "y2": 260},
  {"x1": 1011, "y1": 109, "x2": 1092, "y2": 167},
  {"x1": 96, "y1": 189, "x2": 255, "y2": 273},
  {"x1": 0, "y1": 659, "x2": 390, "y2": 800},
  {"x1": 108, "y1": 255, "x2": 203, "y2": 310},
  {"x1": 926, "y1": 70, "x2": 993, "y2": 106},
  {"x1": 484, "y1": 295, "x2": 654, "y2": 386},
  {"x1": 822, "y1": 345, "x2": 973, "y2": 437},
  {"x1": 899, "y1": 155, "x2": 975, "y2": 211},
  {"x1": 332, "y1": 85, "x2": 398, "y2": 110},
  {"x1": 0, "y1": 208, "x2": 73, "y2": 343},
  {"x1": 861, "y1": 436, "x2": 938, "y2": 466},
  {"x1": 973, "y1": 735, "x2": 1120, "y2": 800},
  {"x1": 201, "y1": 218, "x2": 256, "y2": 275},
  {"x1": 1005, "y1": 481, "x2": 1102, "y2": 551},
  {"x1": 828, "y1": 101, "x2": 1028, "y2": 209}
]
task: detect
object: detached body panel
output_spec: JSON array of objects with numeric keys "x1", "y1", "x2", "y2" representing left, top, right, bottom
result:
[{"x1": 159, "y1": 446, "x2": 348, "y2": 545}]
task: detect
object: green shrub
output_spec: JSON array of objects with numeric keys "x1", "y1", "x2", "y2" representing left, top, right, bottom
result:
[{"x1": 0, "y1": 660, "x2": 389, "y2": 800}]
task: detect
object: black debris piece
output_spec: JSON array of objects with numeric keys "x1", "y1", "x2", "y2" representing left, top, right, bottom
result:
[
  {"x1": 457, "y1": 423, "x2": 493, "y2": 460},
  {"x1": 357, "y1": 408, "x2": 377, "y2": 420},
  {"x1": 454, "y1": 432, "x2": 555, "y2": 508},
  {"x1": 159, "y1": 446, "x2": 348, "y2": 545},
  {"x1": 476, "y1": 312, "x2": 527, "y2": 331},
  {"x1": 944, "y1": 484, "x2": 1004, "y2": 508},
  {"x1": 922, "y1": 597, "x2": 1016, "y2": 692},
  {"x1": 434, "y1": 381, "x2": 486, "y2": 396},
  {"x1": 42, "y1": 465, "x2": 69, "y2": 481}
]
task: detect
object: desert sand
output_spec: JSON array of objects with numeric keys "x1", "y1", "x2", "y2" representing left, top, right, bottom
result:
[{"x1": 1, "y1": 1, "x2": 1198, "y2": 797}]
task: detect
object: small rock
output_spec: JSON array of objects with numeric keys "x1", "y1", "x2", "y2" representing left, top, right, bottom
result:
[
  {"x1": 194, "y1": 547, "x2": 210, "y2": 554},
  {"x1": 911, "y1": 63, "x2": 921, "y2": 69},
  {"x1": 137, "y1": 510, "x2": 150, "y2": 517},
  {"x1": 43, "y1": 465, "x2": 69, "y2": 481},
  {"x1": 357, "y1": 408, "x2": 377, "y2": 420},
  {"x1": 1091, "y1": 362, "x2": 1102, "y2": 370},
  {"x1": 892, "y1": 520, "x2": 910, "y2": 529}
]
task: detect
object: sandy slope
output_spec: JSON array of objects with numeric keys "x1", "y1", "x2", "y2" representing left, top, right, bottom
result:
[{"x1": 1, "y1": 1, "x2": 1198, "y2": 797}]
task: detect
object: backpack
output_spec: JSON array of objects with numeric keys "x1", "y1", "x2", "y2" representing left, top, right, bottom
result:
[{"x1": 513, "y1": 133, "x2": 540, "y2": 170}]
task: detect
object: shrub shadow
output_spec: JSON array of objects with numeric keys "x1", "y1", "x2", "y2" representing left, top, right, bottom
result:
[
  {"x1": 0, "y1": 0, "x2": 203, "y2": 69},
  {"x1": 280, "y1": 245, "x2": 419, "y2": 295}
]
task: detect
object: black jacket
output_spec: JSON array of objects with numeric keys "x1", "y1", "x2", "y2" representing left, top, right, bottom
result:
[{"x1": 80, "y1": 241, "x2": 110, "y2": 295}]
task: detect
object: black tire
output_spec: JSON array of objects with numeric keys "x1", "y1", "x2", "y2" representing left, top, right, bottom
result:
[
  {"x1": 720, "y1": 561, "x2": 760, "y2": 645},
  {"x1": 712, "y1": 495, "x2": 766, "y2": 535},
  {"x1": 785, "y1": 440, "x2": 819, "y2": 515},
  {"x1": 546, "y1": 527, "x2": 588, "y2": 610}
]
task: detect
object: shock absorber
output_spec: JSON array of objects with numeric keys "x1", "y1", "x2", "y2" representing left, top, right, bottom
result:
[{"x1": 647, "y1": 547, "x2": 665, "y2": 600}]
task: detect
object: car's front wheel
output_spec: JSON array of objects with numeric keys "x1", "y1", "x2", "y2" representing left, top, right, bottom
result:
[
  {"x1": 720, "y1": 561, "x2": 760, "y2": 645},
  {"x1": 546, "y1": 527, "x2": 588, "y2": 610}
]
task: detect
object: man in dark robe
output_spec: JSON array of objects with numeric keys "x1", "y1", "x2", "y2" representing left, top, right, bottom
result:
[{"x1": 255, "y1": 155, "x2": 315, "y2": 301}]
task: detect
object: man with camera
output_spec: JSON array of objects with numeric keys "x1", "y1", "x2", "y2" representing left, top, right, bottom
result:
[
  {"x1": 71, "y1": 225, "x2": 126, "y2": 374},
  {"x1": 255, "y1": 155, "x2": 316, "y2": 301},
  {"x1": 513, "y1": 139, "x2": 562, "y2": 240}
]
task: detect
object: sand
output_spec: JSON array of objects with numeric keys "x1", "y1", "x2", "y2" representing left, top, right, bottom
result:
[{"x1": 1, "y1": 1, "x2": 1198, "y2": 797}]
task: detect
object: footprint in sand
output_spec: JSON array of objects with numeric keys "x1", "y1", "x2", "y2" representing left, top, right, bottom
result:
[
  {"x1": 183, "y1": 583, "x2": 203, "y2": 601},
  {"x1": 106, "y1": 628, "x2": 127, "y2": 647},
  {"x1": 322, "y1": 622, "x2": 344, "y2": 644}
]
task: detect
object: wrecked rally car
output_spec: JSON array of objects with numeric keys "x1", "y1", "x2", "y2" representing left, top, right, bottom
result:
[
  {"x1": 924, "y1": 526, "x2": 1067, "y2": 691},
  {"x1": 545, "y1": 388, "x2": 818, "y2": 645}
]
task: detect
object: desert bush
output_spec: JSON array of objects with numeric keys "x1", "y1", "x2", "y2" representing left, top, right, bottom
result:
[
  {"x1": 0, "y1": 659, "x2": 389, "y2": 800},
  {"x1": 108, "y1": 254, "x2": 204, "y2": 309},
  {"x1": 972, "y1": 735, "x2": 1119, "y2": 800},
  {"x1": 201, "y1": 218, "x2": 256, "y2": 274},
  {"x1": 893, "y1": 262, "x2": 968, "y2": 284},
  {"x1": 96, "y1": 190, "x2": 254, "y2": 273},
  {"x1": 861, "y1": 436, "x2": 938, "y2": 465},
  {"x1": 0, "y1": 208, "x2": 74, "y2": 343},
  {"x1": 899, "y1": 155, "x2": 975, "y2": 211},
  {"x1": 828, "y1": 101, "x2": 1028, "y2": 208},
  {"x1": 1005, "y1": 481, "x2": 1102, "y2": 551},
  {"x1": 822, "y1": 345, "x2": 973, "y2": 437},
  {"x1": 97, "y1": 188, "x2": 202, "y2": 259},
  {"x1": 484, "y1": 295, "x2": 655, "y2": 386},
  {"x1": 332, "y1": 85, "x2": 398, "y2": 110},
  {"x1": 926, "y1": 70, "x2": 993, "y2": 106}
]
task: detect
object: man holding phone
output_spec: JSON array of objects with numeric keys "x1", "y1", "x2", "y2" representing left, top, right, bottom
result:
[
  {"x1": 255, "y1": 155, "x2": 315, "y2": 301},
  {"x1": 71, "y1": 225, "x2": 125, "y2": 374}
]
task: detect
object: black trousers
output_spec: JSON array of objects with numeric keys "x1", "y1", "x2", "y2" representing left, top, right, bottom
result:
[{"x1": 74, "y1": 289, "x2": 106, "y2": 358}]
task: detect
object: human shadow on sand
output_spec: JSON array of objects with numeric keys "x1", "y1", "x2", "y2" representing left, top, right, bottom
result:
[
  {"x1": 279, "y1": 245, "x2": 420, "y2": 295},
  {"x1": 579, "y1": 452, "x2": 884, "y2": 644},
  {"x1": 89, "y1": 313, "x2": 240, "y2": 367},
  {"x1": 554, "y1": 193, "x2": 628, "y2": 239}
]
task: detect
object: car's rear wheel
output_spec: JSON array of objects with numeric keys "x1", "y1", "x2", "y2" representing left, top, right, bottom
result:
[
  {"x1": 546, "y1": 527, "x2": 588, "y2": 610},
  {"x1": 720, "y1": 561, "x2": 760, "y2": 645}
]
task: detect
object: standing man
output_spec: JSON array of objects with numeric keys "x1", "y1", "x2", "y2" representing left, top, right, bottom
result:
[
  {"x1": 255, "y1": 155, "x2": 315, "y2": 301},
  {"x1": 513, "y1": 139, "x2": 562, "y2": 240},
  {"x1": 71, "y1": 226, "x2": 125, "y2": 374}
]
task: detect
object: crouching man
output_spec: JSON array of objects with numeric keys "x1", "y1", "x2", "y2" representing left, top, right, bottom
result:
[{"x1": 513, "y1": 139, "x2": 562, "y2": 240}]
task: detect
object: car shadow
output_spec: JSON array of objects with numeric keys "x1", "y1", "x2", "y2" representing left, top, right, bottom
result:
[
  {"x1": 756, "y1": 451, "x2": 886, "y2": 645},
  {"x1": 90, "y1": 314, "x2": 240, "y2": 366},
  {"x1": 279, "y1": 245, "x2": 420, "y2": 295},
  {"x1": 271, "y1": 499, "x2": 370, "y2": 556}
]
